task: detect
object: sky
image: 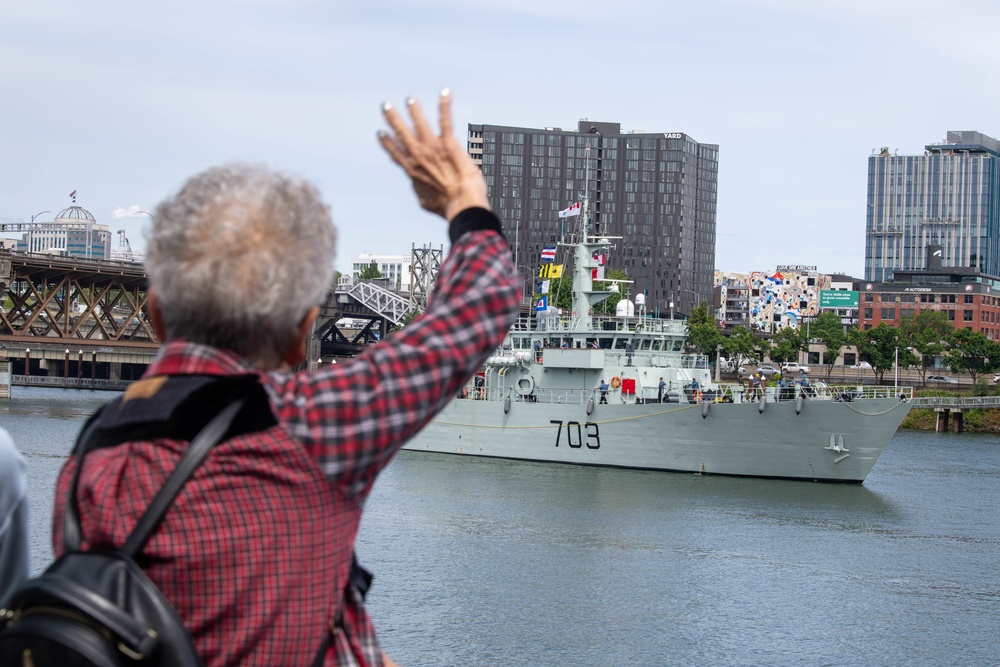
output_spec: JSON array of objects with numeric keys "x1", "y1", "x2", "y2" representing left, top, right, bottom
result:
[{"x1": 3, "y1": 0, "x2": 1000, "y2": 278}]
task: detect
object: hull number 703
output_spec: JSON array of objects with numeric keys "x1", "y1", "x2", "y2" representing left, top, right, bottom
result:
[{"x1": 550, "y1": 420, "x2": 601, "y2": 449}]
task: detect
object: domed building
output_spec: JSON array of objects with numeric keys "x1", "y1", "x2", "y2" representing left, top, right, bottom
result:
[{"x1": 14, "y1": 205, "x2": 111, "y2": 259}]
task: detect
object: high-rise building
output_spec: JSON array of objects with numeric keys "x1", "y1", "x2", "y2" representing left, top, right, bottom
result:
[
  {"x1": 469, "y1": 120, "x2": 718, "y2": 317},
  {"x1": 865, "y1": 131, "x2": 1000, "y2": 282}
]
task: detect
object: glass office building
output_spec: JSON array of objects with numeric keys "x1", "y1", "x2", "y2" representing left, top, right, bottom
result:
[
  {"x1": 469, "y1": 120, "x2": 718, "y2": 317},
  {"x1": 865, "y1": 131, "x2": 1000, "y2": 282}
]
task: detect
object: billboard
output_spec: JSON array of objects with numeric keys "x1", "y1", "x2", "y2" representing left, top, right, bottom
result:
[{"x1": 819, "y1": 290, "x2": 859, "y2": 308}]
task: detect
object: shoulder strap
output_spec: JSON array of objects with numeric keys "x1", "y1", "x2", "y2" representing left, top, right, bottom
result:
[
  {"x1": 63, "y1": 395, "x2": 246, "y2": 556},
  {"x1": 120, "y1": 397, "x2": 245, "y2": 558},
  {"x1": 63, "y1": 408, "x2": 107, "y2": 552}
]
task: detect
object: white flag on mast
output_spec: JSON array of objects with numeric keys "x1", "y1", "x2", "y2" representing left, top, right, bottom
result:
[{"x1": 558, "y1": 202, "x2": 581, "y2": 218}]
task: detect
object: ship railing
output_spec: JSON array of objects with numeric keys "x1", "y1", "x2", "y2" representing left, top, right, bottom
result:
[
  {"x1": 717, "y1": 383, "x2": 913, "y2": 403},
  {"x1": 518, "y1": 313, "x2": 688, "y2": 336},
  {"x1": 525, "y1": 388, "x2": 587, "y2": 405}
]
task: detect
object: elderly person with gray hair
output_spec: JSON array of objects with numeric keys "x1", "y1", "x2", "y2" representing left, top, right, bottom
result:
[{"x1": 50, "y1": 91, "x2": 519, "y2": 667}]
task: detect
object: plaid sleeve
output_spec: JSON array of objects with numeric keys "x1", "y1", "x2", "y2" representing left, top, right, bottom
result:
[{"x1": 268, "y1": 209, "x2": 519, "y2": 495}]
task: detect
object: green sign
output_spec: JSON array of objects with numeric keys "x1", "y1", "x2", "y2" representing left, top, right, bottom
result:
[{"x1": 819, "y1": 290, "x2": 859, "y2": 308}]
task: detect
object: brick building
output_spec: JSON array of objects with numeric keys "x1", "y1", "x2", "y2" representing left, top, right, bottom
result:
[{"x1": 857, "y1": 245, "x2": 1000, "y2": 339}]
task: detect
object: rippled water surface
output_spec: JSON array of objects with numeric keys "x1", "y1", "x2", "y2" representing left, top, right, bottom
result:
[{"x1": 7, "y1": 387, "x2": 999, "y2": 666}]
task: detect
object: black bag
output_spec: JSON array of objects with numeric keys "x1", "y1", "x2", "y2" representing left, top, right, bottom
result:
[{"x1": 0, "y1": 394, "x2": 245, "y2": 666}]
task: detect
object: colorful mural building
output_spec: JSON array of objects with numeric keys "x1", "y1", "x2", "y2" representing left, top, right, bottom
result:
[{"x1": 715, "y1": 265, "x2": 834, "y2": 332}]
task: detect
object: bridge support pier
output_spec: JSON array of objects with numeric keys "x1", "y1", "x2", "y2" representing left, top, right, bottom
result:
[
  {"x1": 110, "y1": 362, "x2": 122, "y2": 381},
  {"x1": 935, "y1": 408, "x2": 949, "y2": 433},
  {"x1": 952, "y1": 410, "x2": 964, "y2": 433}
]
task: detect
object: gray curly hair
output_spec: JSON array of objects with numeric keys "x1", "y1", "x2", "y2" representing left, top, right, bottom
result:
[{"x1": 146, "y1": 163, "x2": 336, "y2": 368}]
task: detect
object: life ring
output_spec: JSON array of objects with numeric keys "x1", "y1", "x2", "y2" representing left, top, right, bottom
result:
[
  {"x1": 516, "y1": 375, "x2": 535, "y2": 396},
  {"x1": 611, "y1": 376, "x2": 622, "y2": 389}
]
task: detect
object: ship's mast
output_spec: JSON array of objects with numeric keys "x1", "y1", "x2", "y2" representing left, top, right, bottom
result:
[{"x1": 569, "y1": 144, "x2": 616, "y2": 330}]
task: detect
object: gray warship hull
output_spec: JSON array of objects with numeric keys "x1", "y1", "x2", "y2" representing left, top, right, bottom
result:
[
  {"x1": 403, "y1": 190, "x2": 910, "y2": 483},
  {"x1": 404, "y1": 390, "x2": 910, "y2": 483}
]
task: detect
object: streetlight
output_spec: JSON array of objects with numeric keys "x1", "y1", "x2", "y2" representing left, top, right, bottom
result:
[
  {"x1": 671, "y1": 289, "x2": 701, "y2": 319},
  {"x1": 30, "y1": 210, "x2": 49, "y2": 224}
]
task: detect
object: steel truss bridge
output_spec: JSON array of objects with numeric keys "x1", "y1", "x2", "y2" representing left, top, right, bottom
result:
[{"x1": 0, "y1": 251, "x2": 425, "y2": 380}]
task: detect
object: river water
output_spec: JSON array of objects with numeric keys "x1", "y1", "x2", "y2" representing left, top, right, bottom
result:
[{"x1": 3, "y1": 387, "x2": 999, "y2": 666}]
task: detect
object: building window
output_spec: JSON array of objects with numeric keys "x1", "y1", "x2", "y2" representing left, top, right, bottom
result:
[
  {"x1": 864, "y1": 308, "x2": 873, "y2": 319},
  {"x1": 964, "y1": 294, "x2": 974, "y2": 304},
  {"x1": 964, "y1": 310, "x2": 973, "y2": 322}
]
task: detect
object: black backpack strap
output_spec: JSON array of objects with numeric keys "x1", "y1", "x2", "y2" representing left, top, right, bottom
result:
[
  {"x1": 63, "y1": 408, "x2": 108, "y2": 552},
  {"x1": 120, "y1": 397, "x2": 245, "y2": 558},
  {"x1": 63, "y1": 375, "x2": 271, "y2": 554}
]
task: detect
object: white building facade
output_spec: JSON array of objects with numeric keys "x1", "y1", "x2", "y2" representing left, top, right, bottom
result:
[{"x1": 10, "y1": 206, "x2": 111, "y2": 259}]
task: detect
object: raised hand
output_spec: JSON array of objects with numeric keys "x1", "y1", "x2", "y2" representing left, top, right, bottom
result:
[{"x1": 378, "y1": 89, "x2": 490, "y2": 221}]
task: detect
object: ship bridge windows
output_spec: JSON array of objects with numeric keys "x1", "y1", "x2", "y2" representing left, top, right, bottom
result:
[
  {"x1": 614, "y1": 339, "x2": 629, "y2": 350},
  {"x1": 651, "y1": 340, "x2": 662, "y2": 351},
  {"x1": 639, "y1": 339, "x2": 652, "y2": 350}
]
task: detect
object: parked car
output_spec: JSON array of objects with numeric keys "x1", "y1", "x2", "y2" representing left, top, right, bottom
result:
[
  {"x1": 927, "y1": 375, "x2": 959, "y2": 384},
  {"x1": 755, "y1": 365, "x2": 779, "y2": 377},
  {"x1": 994, "y1": 373, "x2": 1000, "y2": 384},
  {"x1": 780, "y1": 362, "x2": 811, "y2": 374},
  {"x1": 851, "y1": 361, "x2": 872, "y2": 369}
]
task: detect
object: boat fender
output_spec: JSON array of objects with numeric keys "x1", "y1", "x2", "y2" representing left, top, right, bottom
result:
[
  {"x1": 586, "y1": 397, "x2": 595, "y2": 415},
  {"x1": 795, "y1": 394, "x2": 804, "y2": 414},
  {"x1": 701, "y1": 401, "x2": 710, "y2": 419},
  {"x1": 611, "y1": 376, "x2": 622, "y2": 389},
  {"x1": 758, "y1": 393, "x2": 767, "y2": 414},
  {"x1": 516, "y1": 375, "x2": 535, "y2": 396},
  {"x1": 504, "y1": 395, "x2": 511, "y2": 414}
]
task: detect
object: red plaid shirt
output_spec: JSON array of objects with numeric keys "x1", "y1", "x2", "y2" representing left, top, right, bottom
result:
[{"x1": 53, "y1": 215, "x2": 518, "y2": 667}]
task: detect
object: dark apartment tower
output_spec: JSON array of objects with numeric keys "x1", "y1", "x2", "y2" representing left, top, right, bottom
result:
[{"x1": 468, "y1": 120, "x2": 719, "y2": 317}]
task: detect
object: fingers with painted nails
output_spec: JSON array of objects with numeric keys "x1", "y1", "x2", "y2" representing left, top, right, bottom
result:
[{"x1": 378, "y1": 89, "x2": 490, "y2": 221}]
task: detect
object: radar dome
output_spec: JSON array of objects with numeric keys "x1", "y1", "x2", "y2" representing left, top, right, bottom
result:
[{"x1": 616, "y1": 299, "x2": 635, "y2": 317}]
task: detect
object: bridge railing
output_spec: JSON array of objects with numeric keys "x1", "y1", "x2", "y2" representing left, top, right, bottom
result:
[
  {"x1": 910, "y1": 395, "x2": 1000, "y2": 409},
  {"x1": 11, "y1": 375, "x2": 130, "y2": 391}
]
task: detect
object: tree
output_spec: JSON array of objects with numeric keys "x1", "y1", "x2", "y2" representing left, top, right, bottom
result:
[
  {"x1": 685, "y1": 301, "x2": 724, "y2": 357},
  {"x1": 358, "y1": 261, "x2": 381, "y2": 281},
  {"x1": 592, "y1": 269, "x2": 628, "y2": 315},
  {"x1": 686, "y1": 300, "x2": 712, "y2": 326},
  {"x1": 811, "y1": 311, "x2": 848, "y2": 381},
  {"x1": 849, "y1": 323, "x2": 917, "y2": 383},
  {"x1": 534, "y1": 268, "x2": 628, "y2": 315},
  {"x1": 768, "y1": 326, "x2": 807, "y2": 365},
  {"x1": 898, "y1": 310, "x2": 953, "y2": 384},
  {"x1": 536, "y1": 274, "x2": 573, "y2": 311},
  {"x1": 946, "y1": 329, "x2": 1000, "y2": 384},
  {"x1": 723, "y1": 326, "x2": 762, "y2": 370}
]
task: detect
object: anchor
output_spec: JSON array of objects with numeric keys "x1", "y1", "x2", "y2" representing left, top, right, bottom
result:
[{"x1": 824, "y1": 434, "x2": 850, "y2": 464}]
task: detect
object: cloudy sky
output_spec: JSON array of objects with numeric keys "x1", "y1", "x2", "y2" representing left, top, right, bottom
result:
[{"x1": 3, "y1": 0, "x2": 999, "y2": 277}]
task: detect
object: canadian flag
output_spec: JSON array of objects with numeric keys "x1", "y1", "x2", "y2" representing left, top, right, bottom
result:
[
  {"x1": 592, "y1": 253, "x2": 606, "y2": 281},
  {"x1": 558, "y1": 202, "x2": 581, "y2": 218}
]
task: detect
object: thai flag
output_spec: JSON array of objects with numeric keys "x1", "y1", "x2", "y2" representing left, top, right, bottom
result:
[
  {"x1": 540, "y1": 246, "x2": 556, "y2": 263},
  {"x1": 558, "y1": 202, "x2": 581, "y2": 218}
]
